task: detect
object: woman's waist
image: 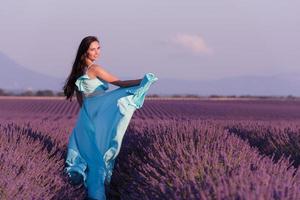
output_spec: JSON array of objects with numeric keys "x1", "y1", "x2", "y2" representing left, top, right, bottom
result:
[{"x1": 83, "y1": 89, "x2": 106, "y2": 98}]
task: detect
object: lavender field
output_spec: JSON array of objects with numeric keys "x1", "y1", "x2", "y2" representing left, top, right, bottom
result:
[{"x1": 0, "y1": 97, "x2": 300, "y2": 200}]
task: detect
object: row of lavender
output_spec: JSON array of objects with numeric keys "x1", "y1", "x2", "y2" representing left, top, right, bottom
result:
[
  {"x1": 0, "y1": 120, "x2": 83, "y2": 199},
  {"x1": 224, "y1": 120, "x2": 300, "y2": 167}
]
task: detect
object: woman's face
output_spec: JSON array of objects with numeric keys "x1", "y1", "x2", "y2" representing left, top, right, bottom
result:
[{"x1": 86, "y1": 41, "x2": 101, "y2": 61}]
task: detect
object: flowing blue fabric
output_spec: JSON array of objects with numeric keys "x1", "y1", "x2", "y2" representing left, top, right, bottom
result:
[{"x1": 64, "y1": 72, "x2": 158, "y2": 199}]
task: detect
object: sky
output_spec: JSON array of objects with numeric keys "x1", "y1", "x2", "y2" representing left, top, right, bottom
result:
[{"x1": 1, "y1": 0, "x2": 300, "y2": 81}]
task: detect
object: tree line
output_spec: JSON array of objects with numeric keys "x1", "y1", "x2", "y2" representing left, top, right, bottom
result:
[{"x1": 0, "y1": 88, "x2": 298, "y2": 99}]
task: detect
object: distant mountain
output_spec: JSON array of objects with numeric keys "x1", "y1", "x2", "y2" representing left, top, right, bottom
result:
[
  {"x1": 154, "y1": 74, "x2": 300, "y2": 96},
  {"x1": 0, "y1": 51, "x2": 299, "y2": 96},
  {"x1": 0, "y1": 51, "x2": 64, "y2": 92}
]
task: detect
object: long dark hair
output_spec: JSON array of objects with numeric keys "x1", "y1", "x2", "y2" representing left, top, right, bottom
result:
[{"x1": 63, "y1": 36, "x2": 99, "y2": 101}]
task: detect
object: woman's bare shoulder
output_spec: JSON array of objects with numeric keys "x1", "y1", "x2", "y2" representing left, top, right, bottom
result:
[
  {"x1": 89, "y1": 63, "x2": 120, "y2": 83},
  {"x1": 90, "y1": 63, "x2": 104, "y2": 70},
  {"x1": 88, "y1": 64, "x2": 105, "y2": 77}
]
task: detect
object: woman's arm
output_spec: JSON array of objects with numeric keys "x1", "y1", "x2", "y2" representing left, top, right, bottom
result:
[
  {"x1": 91, "y1": 64, "x2": 142, "y2": 87},
  {"x1": 75, "y1": 90, "x2": 83, "y2": 107},
  {"x1": 115, "y1": 79, "x2": 142, "y2": 87}
]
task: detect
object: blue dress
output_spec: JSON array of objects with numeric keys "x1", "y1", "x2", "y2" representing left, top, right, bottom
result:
[{"x1": 64, "y1": 72, "x2": 158, "y2": 199}]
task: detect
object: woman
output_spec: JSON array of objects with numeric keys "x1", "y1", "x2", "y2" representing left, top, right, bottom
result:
[{"x1": 62, "y1": 36, "x2": 158, "y2": 199}]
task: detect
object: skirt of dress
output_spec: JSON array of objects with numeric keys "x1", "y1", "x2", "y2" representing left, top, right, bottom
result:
[{"x1": 64, "y1": 73, "x2": 158, "y2": 200}]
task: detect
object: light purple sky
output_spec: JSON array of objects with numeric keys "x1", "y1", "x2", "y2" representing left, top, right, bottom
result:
[{"x1": 1, "y1": 0, "x2": 300, "y2": 81}]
